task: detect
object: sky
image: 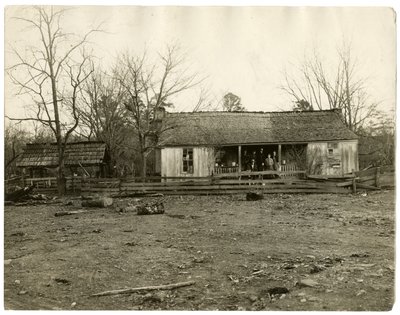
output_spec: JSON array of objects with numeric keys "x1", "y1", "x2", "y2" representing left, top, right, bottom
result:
[{"x1": 3, "y1": 5, "x2": 397, "y2": 120}]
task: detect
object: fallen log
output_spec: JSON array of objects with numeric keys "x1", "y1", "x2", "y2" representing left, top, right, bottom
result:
[
  {"x1": 55, "y1": 210, "x2": 87, "y2": 217},
  {"x1": 81, "y1": 197, "x2": 113, "y2": 208},
  {"x1": 356, "y1": 183, "x2": 381, "y2": 190},
  {"x1": 90, "y1": 280, "x2": 195, "y2": 297},
  {"x1": 113, "y1": 193, "x2": 164, "y2": 198},
  {"x1": 307, "y1": 174, "x2": 355, "y2": 181}
]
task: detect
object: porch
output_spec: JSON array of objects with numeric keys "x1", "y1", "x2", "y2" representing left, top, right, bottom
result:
[{"x1": 213, "y1": 144, "x2": 307, "y2": 177}]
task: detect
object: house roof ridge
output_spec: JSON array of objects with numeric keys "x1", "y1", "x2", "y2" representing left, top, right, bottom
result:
[
  {"x1": 167, "y1": 109, "x2": 340, "y2": 115},
  {"x1": 26, "y1": 140, "x2": 106, "y2": 146}
]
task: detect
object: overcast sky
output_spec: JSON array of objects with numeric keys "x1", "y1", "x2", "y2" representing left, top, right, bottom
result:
[{"x1": 4, "y1": 5, "x2": 396, "y2": 118}]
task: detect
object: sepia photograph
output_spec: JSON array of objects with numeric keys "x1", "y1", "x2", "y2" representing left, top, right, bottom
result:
[{"x1": 2, "y1": 1, "x2": 396, "y2": 311}]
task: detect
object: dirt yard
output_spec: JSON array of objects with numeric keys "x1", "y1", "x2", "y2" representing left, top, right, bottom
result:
[{"x1": 4, "y1": 190, "x2": 395, "y2": 310}]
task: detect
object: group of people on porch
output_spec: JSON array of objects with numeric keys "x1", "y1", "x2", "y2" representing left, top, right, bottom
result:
[{"x1": 243, "y1": 148, "x2": 281, "y2": 172}]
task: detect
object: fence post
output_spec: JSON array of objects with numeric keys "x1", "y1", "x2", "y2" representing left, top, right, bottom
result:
[
  {"x1": 351, "y1": 170, "x2": 356, "y2": 193},
  {"x1": 375, "y1": 167, "x2": 381, "y2": 188},
  {"x1": 352, "y1": 178, "x2": 357, "y2": 193},
  {"x1": 238, "y1": 145, "x2": 242, "y2": 177}
]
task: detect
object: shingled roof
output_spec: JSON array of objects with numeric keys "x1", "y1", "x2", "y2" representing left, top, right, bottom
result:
[
  {"x1": 159, "y1": 109, "x2": 358, "y2": 146},
  {"x1": 16, "y1": 141, "x2": 107, "y2": 168}
]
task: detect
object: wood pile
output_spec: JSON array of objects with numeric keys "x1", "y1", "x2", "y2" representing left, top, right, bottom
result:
[
  {"x1": 136, "y1": 201, "x2": 165, "y2": 215},
  {"x1": 5, "y1": 186, "x2": 34, "y2": 202}
]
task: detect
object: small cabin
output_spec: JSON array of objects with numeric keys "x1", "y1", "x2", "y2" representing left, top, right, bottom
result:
[
  {"x1": 16, "y1": 141, "x2": 110, "y2": 178},
  {"x1": 156, "y1": 109, "x2": 359, "y2": 177}
]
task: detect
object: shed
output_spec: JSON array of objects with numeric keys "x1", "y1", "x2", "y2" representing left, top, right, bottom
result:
[
  {"x1": 16, "y1": 141, "x2": 110, "y2": 178},
  {"x1": 157, "y1": 109, "x2": 359, "y2": 177}
]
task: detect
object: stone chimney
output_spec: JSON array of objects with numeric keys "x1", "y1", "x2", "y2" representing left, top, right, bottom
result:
[
  {"x1": 154, "y1": 106, "x2": 166, "y2": 121},
  {"x1": 332, "y1": 107, "x2": 343, "y2": 115}
]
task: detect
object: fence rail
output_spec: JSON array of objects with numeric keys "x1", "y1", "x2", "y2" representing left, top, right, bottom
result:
[{"x1": 18, "y1": 176, "x2": 83, "y2": 193}]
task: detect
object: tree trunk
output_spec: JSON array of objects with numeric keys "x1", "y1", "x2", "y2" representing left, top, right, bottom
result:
[
  {"x1": 57, "y1": 167, "x2": 66, "y2": 196},
  {"x1": 57, "y1": 146, "x2": 66, "y2": 196},
  {"x1": 141, "y1": 151, "x2": 147, "y2": 179}
]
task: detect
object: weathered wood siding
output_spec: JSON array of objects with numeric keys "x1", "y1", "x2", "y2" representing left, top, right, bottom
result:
[
  {"x1": 340, "y1": 140, "x2": 359, "y2": 174},
  {"x1": 161, "y1": 147, "x2": 215, "y2": 177},
  {"x1": 307, "y1": 140, "x2": 359, "y2": 175},
  {"x1": 154, "y1": 149, "x2": 161, "y2": 174},
  {"x1": 307, "y1": 142, "x2": 328, "y2": 175}
]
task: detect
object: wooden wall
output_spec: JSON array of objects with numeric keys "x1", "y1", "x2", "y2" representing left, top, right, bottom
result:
[
  {"x1": 307, "y1": 140, "x2": 359, "y2": 175},
  {"x1": 161, "y1": 147, "x2": 215, "y2": 177},
  {"x1": 162, "y1": 141, "x2": 359, "y2": 177},
  {"x1": 340, "y1": 141, "x2": 359, "y2": 174}
]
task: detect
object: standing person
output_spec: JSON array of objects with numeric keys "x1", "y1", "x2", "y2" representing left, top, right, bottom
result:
[
  {"x1": 256, "y1": 148, "x2": 264, "y2": 171},
  {"x1": 272, "y1": 151, "x2": 278, "y2": 170},
  {"x1": 250, "y1": 159, "x2": 256, "y2": 171},
  {"x1": 265, "y1": 153, "x2": 274, "y2": 170},
  {"x1": 251, "y1": 151, "x2": 257, "y2": 170},
  {"x1": 243, "y1": 149, "x2": 250, "y2": 171}
]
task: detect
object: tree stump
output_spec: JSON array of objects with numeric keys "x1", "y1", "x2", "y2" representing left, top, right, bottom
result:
[{"x1": 246, "y1": 192, "x2": 264, "y2": 201}]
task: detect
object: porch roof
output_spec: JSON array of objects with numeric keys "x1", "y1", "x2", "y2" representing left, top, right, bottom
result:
[{"x1": 159, "y1": 109, "x2": 358, "y2": 147}]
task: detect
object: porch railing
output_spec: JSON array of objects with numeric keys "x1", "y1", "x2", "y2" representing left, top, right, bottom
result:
[
  {"x1": 214, "y1": 163, "x2": 304, "y2": 177},
  {"x1": 280, "y1": 163, "x2": 303, "y2": 178},
  {"x1": 214, "y1": 166, "x2": 239, "y2": 174}
]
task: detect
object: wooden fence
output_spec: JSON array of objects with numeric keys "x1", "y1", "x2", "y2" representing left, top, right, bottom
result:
[
  {"x1": 78, "y1": 167, "x2": 395, "y2": 196},
  {"x1": 8, "y1": 166, "x2": 393, "y2": 197},
  {"x1": 80, "y1": 176, "x2": 350, "y2": 196}
]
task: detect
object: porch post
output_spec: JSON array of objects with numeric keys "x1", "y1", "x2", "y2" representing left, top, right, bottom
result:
[
  {"x1": 238, "y1": 145, "x2": 242, "y2": 173},
  {"x1": 278, "y1": 144, "x2": 282, "y2": 169}
]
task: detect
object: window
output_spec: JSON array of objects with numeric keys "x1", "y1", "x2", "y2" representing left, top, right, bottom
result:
[
  {"x1": 183, "y1": 148, "x2": 194, "y2": 173},
  {"x1": 328, "y1": 142, "x2": 338, "y2": 155}
]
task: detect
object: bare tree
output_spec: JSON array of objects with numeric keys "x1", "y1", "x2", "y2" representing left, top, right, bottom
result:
[
  {"x1": 191, "y1": 87, "x2": 214, "y2": 112},
  {"x1": 357, "y1": 110, "x2": 395, "y2": 167},
  {"x1": 77, "y1": 69, "x2": 133, "y2": 176},
  {"x1": 6, "y1": 6, "x2": 101, "y2": 195},
  {"x1": 281, "y1": 45, "x2": 378, "y2": 131},
  {"x1": 4, "y1": 125, "x2": 30, "y2": 178},
  {"x1": 115, "y1": 45, "x2": 202, "y2": 177}
]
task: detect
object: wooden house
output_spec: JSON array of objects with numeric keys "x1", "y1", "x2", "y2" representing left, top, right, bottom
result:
[
  {"x1": 16, "y1": 141, "x2": 110, "y2": 178},
  {"x1": 156, "y1": 109, "x2": 359, "y2": 177}
]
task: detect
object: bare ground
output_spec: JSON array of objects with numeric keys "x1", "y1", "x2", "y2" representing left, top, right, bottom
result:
[{"x1": 3, "y1": 190, "x2": 395, "y2": 310}]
